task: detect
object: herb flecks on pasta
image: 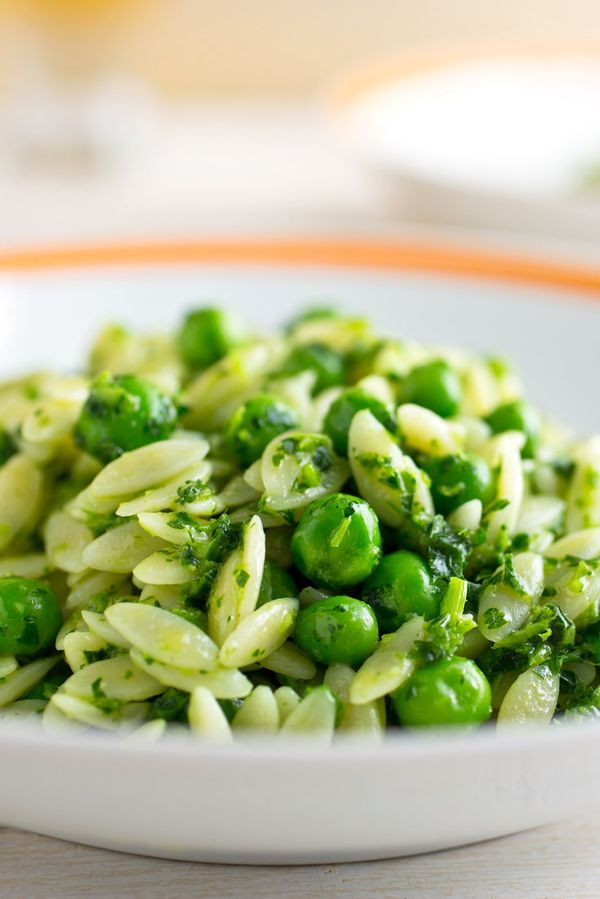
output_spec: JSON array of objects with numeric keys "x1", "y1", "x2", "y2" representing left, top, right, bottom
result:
[{"x1": 0, "y1": 305, "x2": 594, "y2": 739}]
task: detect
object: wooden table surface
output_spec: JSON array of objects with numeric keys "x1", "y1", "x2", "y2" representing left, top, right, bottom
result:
[{"x1": 2, "y1": 816, "x2": 599, "y2": 898}]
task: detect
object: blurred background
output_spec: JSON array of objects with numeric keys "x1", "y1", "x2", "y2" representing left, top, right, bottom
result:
[{"x1": 0, "y1": 0, "x2": 599, "y2": 254}]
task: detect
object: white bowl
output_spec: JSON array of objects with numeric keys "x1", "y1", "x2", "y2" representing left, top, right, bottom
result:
[
  {"x1": 1, "y1": 237, "x2": 600, "y2": 863},
  {"x1": 329, "y1": 49, "x2": 600, "y2": 242}
]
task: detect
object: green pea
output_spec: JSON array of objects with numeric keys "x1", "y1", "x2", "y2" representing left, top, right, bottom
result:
[
  {"x1": 393, "y1": 657, "x2": 492, "y2": 727},
  {"x1": 0, "y1": 430, "x2": 16, "y2": 467},
  {"x1": 75, "y1": 373, "x2": 178, "y2": 464},
  {"x1": 362, "y1": 550, "x2": 440, "y2": 632},
  {"x1": 226, "y1": 394, "x2": 299, "y2": 466},
  {"x1": 324, "y1": 387, "x2": 396, "y2": 456},
  {"x1": 294, "y1": 595, "x2": 379, "y2": 667},
  {"x1": 178, "y1": 307, "x2": 243, "y2": 369},
  {"x1": 291, "y1": 494, "x2": 382, "y2": 590},
  {"x1": 280, "y1": 343, "x2": 345, "y2": 394},
  {"x1": 257, "y1": 560, "x2": 299, "y2": 608},
  {"x1": 0, "y1": 577, "x2": 62, "y2": 656},
  {"x1": 486, "y1": 400, "x2": 541, "y2": 458},
  {"x1": 422, "y1": 453, "x2": 494, "y2": 515},
  {"x1": 400, "y1": 360, "x2": 462, "y2": 418}
]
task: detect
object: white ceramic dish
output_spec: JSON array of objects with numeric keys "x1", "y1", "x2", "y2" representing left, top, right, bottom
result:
[
  {"x1": 1, "y1": 238, "x2": 600, "y2": 864},
  {"x1": 329, "y1": 49, "x2": 600, "y2": 242}
]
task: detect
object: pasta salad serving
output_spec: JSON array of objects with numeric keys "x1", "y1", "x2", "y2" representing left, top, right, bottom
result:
[{"x1": 0, "y1": 304, "x2": 597, "y2": 742}]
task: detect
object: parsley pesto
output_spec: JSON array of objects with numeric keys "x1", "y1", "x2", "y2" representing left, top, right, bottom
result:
[{"x1": 0, "y1": 304, "x2": 596, "y2": 739}]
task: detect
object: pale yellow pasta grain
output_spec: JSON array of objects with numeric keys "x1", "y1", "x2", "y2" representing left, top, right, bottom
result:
[
  {"x1": 105, "y1": 602, "x2": 218, "y2": 671},
  {"x1": 279, "y1": 687, "x2": 336, "y2": 740},
  {"x1": 89, "y1": 438, "x2": 209, "y2": 499},
  {"x1": 274, "y1": 686, "x2": 300, "y2": 723},
  {"x1": 260, "y1": 431, "x2": 349, "y2": 515},
  {"x1": 0, "y1": 553, "x2": 49, "y2": 579},
  {"x1": 243, "y1": 460, "x2": 265, "y2": 493},
  {"x1": 133, "y1": 549, "x2": 192, "y2": 585},
  {"x1": 138, "y1": 512, "x2": 195, "y2": 546},
  {"x1": 63, "y1": 655, "x2": 163, "y2": 702},
  {"x1": 232, "y1": 686, "x2": 280, "y2": 733},
  {"x1": 261, "y1": 641, "x2": 317, "y2": 680},
  {"x1": 68, "y1": 485, "x2": 123, "y2": 525},
  {"x1": 348, "y1": 411, "x2": 433, "y2": 528},
  {"x1": 82, "y1": 521, "x2": 165, "y2": 574},
  {"x1": 129, "y1": 649, "x2": 252, "y2": 698},
  {"x1": 0, "y1": 455, "x2": 44, "y2": 552},
  {"x1": 208, "y1": 516, "x2": 265, "y2": 645},
  {"x1": 567, "y1": 437, "x2": 600, "y2": 531},
  {"x1": 462, "y1": 359, "x2": 499, "y2": 417},
  {"x1": 516, "y1": 495, "x2": 565, "y2": 535},
  {"x1": 139, "y1": 583, "x2": 186, "y2": 609},
  {"x1": 65, "y1": 570, "x2": 130, "y2": 613},
  {"x1": 0, "y1": 656, "x2": 18, "y2": 679},
  {"x1": 63, "y1": 631, "x2": 108, "y2": 672},
  {"x1": 350, "y1": 616, "x2": 425, "y2": 706},
  {"x1": 44, "y1": 510, "x2": 94, "y2": 574},
  {"x1": 213, "y1": 475, "x2": 258, "y2": 512},
  {"x1": 0, "y1": 699, "x2": 46, "y2": 720},
  {"x1": 397, "y1": 403, "x2": 463, "y2": 457},
  {"x1": 219, "y1": 598, "x2": 298, "y2": 669},
  {"x1": 0, "y1": 656, "x2": 59, "y2": 707},
  {"x1": 188, "y1": 686, "x2": 233, "y2": 742},
  {"x1": 42, "y1": 698, "x2": 89, "y2": 735},
  {"x1": 21, "y1": 397, "x2": 82, "y2": 445},
  {"x1": 81, "y1": 610, "x2": 131, "y2": 649},
  {"x1": 269, "y1": 371, "x2": 316, "y2": 428},
  {"x1": 51, "y1": 693, "x2": 148, "y2": 732},
  {"x1": 546, "y1": 528, "x2": 600, "y2": 560},
  {"x1": 115, "y1": 462, "x2": 212, "y2": 517},
  {"x1": 485, "y1": 431, "x2": 525, "y2": 543},
  {"x1": 291, "y1": 316, "x2": 369, "y2": 351},
  {"x1": 324, "y1": 663, "x2": 385, "y2": 738},
  {"x1": 497, "y1": 667, "x2": 560, "y2": 728},
  {"x1": 124, "y1": 719, "x2": 167, "y2": 742},
  {"x1": 448, "y1": 499, "x2": 483, "y2": 531},
  {"x1": 183, "y1": 343, "x2": 276, "y2": 431},
  {"x1": 477, "y1": 552, "x2": 543, "y2": 643}
]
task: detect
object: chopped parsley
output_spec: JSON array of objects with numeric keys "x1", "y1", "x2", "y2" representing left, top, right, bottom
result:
[
  {"x1": 482, "y1": 606, "x2": 509, "y2": 630},
  {"x1": 176, "y1": 480, "x2": 213, "y2": 505},
  {"x1": 427, "y1": 515, "x2": 471, "y2": 581}
]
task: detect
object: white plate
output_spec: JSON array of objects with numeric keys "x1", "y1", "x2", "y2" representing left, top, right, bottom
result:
[
  {"x1": 1, "y1": 238, "x2": 600, "y2": 864},
  {"x1": 330, "y1": 50, "x2": 600, "y2": 242}
]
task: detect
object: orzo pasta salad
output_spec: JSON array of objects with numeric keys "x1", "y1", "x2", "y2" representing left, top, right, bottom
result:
[{"x1": 0, "y1": 305, "x2": 597, "y2": 740}]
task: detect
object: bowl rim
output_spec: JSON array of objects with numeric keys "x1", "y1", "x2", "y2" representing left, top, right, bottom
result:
[{"x1": 0, "y1": 237, "x2": 599, "y2": 296}]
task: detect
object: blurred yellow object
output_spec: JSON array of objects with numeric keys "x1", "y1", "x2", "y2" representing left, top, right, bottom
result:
[
  {"x1": 0, "y1": 0, "x2": 156, "y2": 171},
  {"x1": 3, "y1": 0, "x2": 139, "y2": 18},
  {"x1": 3, "y1": 0, "x2": 600, "y2": 98}
]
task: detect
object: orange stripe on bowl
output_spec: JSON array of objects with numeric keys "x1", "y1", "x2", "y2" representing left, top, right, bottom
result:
[{"x1": 0, "y1": 239, "x2": 598, "y2": 296}]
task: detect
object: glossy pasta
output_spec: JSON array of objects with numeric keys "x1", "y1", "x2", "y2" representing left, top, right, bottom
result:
[{"x1": 0, "y1": 305, "x2": 596, "y2": 741}]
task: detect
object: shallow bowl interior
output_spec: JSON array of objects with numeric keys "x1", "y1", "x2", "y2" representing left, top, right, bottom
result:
[{"x1": 1, "y1": 239, "x2": 599, "y2": 863}]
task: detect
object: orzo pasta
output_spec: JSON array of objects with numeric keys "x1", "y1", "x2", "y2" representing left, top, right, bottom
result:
[{"x1": 0, "y1": 305, "x2": 596, "y2": 740}]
